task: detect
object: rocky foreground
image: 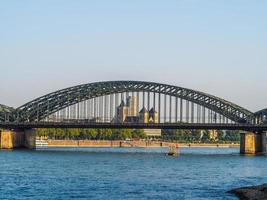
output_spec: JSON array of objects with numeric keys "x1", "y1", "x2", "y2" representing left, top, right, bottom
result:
[{"x1": 229, "y1": 184, "x2": 267, "y2": 200}]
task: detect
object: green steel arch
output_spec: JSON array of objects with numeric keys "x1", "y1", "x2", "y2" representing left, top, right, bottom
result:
[
  {"x1": 14, "y1": 81, "x2": 253, "y2": 123},
  {"x1": 254, "y1": 108, "x2": 267, "y2": 124},
  {"x1": 0, "y1": 104, "x2": 15, "y2": 122},
  {"x1": 254, "y1": 108, "x2": 267, "y2": 116}
]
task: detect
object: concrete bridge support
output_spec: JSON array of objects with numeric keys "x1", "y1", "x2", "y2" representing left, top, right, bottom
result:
[
  {"x1": 240, "y1": 132, "x2": 266, "y2": 155},
  {"x1": 0, "y1": 129, "x2": 36, "y2": 149}
]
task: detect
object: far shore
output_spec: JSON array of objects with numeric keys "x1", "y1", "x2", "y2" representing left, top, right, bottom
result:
[{"x1": 39, "y1": 139, "x2": 239, "y2": 148}]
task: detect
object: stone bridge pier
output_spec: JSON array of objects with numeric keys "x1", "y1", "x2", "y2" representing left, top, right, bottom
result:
[
  {"x1": 0, "y1": 129, "x2": 36, "y2": 149},
  {"x1": 240, "y1": 132, "x2": 266, "y2": 155}
]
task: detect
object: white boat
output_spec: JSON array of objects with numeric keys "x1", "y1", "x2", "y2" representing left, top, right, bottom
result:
[{"x1": 35, "y1": 139, "x2": 49, "y2": 148}]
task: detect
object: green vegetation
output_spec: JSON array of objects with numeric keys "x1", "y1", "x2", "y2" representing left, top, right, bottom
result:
[
  {"x1": 36, "y1": 128, "x2": 240, "y2": 143},
  {"x1": 36, "y1": 128, "x2": 146, "y2": 140},
  {"x1": 162, "y1": 129, "x2": 240, "y2": 143}
]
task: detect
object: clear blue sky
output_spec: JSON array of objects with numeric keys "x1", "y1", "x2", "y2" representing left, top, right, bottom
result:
[{"x1": 0, "y1": 0, "x2": 266, "y2": 111}]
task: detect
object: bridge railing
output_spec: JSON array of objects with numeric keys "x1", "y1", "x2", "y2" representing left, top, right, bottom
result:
[{"x1": 1, "y1": 121, "x2": 267, "y2": 132}]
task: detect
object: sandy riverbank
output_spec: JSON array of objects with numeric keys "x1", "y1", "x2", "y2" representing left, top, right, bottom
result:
[{"x1": 44, "y1": 140, "x2": 239, "y2": 148}]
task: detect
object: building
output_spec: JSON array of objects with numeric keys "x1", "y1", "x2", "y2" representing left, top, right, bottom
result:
[
  {"x1": 209, "y1": 130, "x2": 219, "y2": 140},
  {"x1": 125, "y1": 116, "x2": 139, "y2": 123},
  {"x1": 116, "y1": 100, "x2": 129, "y2": 123},
  {"x1": 144, "y1": 129, "x2": 162, "y2": 137},
  {"x1": 126, "y1": 96, "x2": 138, "y2": 116},
  {"x1": 139, "y1": 107, "x2": 149, "y2": 123},
  {"x1": 149, "y1": 108, "x2": 158, "y2": 123},
  {"x1": 114, "y1": 97, "x2": 159, "y2": 128}
]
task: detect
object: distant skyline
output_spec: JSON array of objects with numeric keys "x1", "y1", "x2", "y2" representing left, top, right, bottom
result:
[{"x1": 0, "y1": 0, "x2": 266, "y2": 111}]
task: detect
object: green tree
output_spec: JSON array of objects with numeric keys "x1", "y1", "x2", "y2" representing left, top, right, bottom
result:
[
  {"x1": 200, "y1": 130, "x2": 210, "y2": 143},
  {"x1": 97, "y1": 129, "x2": 112, "y2": 140},
  {"x1": 190, "y1": 130, "x2": 202, "y2": 142},
  {"x1": 111, "y1": 129, "x2": 132, "y2": 140},
  {"x1": 64, "y1": 128, "x2": 80, "y2": 139},
  {"x1": 132, "y1": 129, "x2": 146, "y2": 139},
  {"x1": 85, "y1": 129, "x2": 97, "y2": 139},
  {"x1": 225, "y1": 130, "x2": 240, "y2": 142}
]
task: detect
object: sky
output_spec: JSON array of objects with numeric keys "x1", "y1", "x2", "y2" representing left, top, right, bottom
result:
[{"x1": 0, "y1": 0, "x2": 266, "y2": 112}]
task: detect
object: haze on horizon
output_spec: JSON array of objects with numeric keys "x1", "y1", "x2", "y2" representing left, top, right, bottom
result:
[{"x1": 0, "y1": 0, "x2": 266, "y2": 112}]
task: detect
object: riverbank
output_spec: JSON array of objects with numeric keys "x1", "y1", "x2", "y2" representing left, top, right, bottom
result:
[
  {"x1": 229, "y1": 184, "x2": 267, "y2": 200},
  {"x1": 43, "y1": 139, "x2": 239, "y2": 148}
]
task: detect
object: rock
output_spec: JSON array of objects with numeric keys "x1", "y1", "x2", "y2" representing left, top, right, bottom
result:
[{"x1": 229, "y1": 184, "x2": 267, "y2": 200}]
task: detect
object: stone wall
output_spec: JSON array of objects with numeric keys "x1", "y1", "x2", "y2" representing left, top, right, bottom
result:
[{"x1": 47, "y1": 140, "x2": 236, "y2": 148}]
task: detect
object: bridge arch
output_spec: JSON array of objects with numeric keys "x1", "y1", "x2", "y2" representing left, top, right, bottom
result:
[
  {"x1": 253, "y1": 108, "x2": 267, "y2": 124},
  {"x1": 0, "y1": 104, "x2": 15, "y2": 122},
  {"x1": 14, "y1": 81, "x2": 252, "y2": 123}
]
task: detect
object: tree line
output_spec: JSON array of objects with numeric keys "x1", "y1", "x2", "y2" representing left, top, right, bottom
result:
[
  {"x1": 36, "y1": 128, "x2": 146, "y2": 140},
  {"x1": 162, "y1": 129, "x2": 240, "y2": 143},
  {"x1": 36, "y1": 128, "x2": 240, "y2": 143}
]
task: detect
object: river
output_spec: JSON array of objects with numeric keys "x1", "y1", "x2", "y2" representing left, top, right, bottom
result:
[{"x1": 0, "y1": 147, "x2": 266, "y2": 200}]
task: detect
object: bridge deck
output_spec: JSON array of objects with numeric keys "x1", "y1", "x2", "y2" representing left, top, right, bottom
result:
[{"x1": 0, "y1": 122, "x2": 267, "y2": 131}]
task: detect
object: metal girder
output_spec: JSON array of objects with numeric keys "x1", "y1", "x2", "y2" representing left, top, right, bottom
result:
[
  {"x1": 254, "y1": 108, "x2": 267, "y2": 116},
  {"x1": 13, "y1": 80, "x2": 253, "y2": 123},
  {"x1": 0, "y1": 104, "x2": 15, "y2": 122},
  {"x1": 1, "y1": 121, "x2": 267, "y2": 132},
  {"x1": 253, "y1": 109, "x2": 267, "y2": 124}
]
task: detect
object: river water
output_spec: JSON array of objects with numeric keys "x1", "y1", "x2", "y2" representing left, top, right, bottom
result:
[{"x1": 0, "y1": 147, "x2": 267, "y2": 200}]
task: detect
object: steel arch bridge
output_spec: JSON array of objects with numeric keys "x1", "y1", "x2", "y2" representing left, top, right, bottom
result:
[
  {"x1": 6, "y1": 80, "x2": 254, "y2": 124},
  {"x1": 253, "y1": 109, "x2": 267, "y2": 124},
  {"x1": 0, "y1": 104, "x2": 14, "y2": 122}
]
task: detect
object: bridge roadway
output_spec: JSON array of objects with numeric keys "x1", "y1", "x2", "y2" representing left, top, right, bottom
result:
[{"x1": 1, "y1": 122, "x2": 267, "y2": 132}]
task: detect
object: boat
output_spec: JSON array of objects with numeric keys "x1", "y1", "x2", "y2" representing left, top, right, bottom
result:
[
  {"x1": 167, "y1": 145, "x2": 179, "y2": 156},
  {"x1": 36, "y1": 139, "x2": 49, "y2": 148}
]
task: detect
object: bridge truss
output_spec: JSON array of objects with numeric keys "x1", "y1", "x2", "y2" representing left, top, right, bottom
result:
[
  {"x1": 253, "y1": 109, "x2": 267, "y2": 124},
  {"x1": 0, "y1": 104, "x2": 14, "y2": 122},
  {"x1": 8, "y1": 81, "x2": 253, "y2": 125}
]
